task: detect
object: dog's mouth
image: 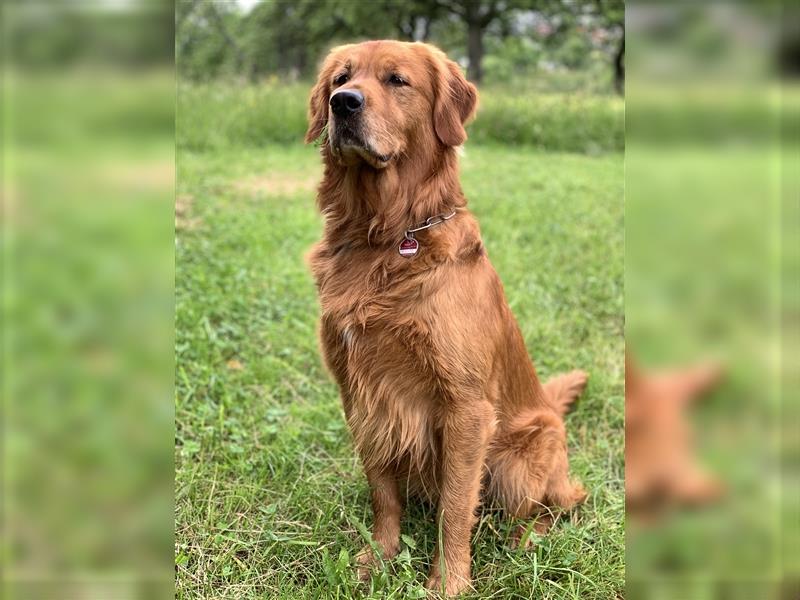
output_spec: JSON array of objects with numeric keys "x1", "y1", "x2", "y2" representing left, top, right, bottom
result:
[
  {"x1": 344, "y1": 144, "x2": 394, "y2": 168},
  {"x1": 330, "y1": 126, "x2": 394, "y2": 169}
]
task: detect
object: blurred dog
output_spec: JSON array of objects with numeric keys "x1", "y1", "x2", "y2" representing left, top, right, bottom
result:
[
  {"x1": 625, "y1": 353, "x2": 725, "y2": 519},
  {"x1": 305, "y1": 40, "x2": 587, "y2": 596}
]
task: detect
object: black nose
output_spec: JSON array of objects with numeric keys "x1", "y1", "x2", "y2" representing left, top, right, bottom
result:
[{"x1": 330, "y1": 89, "x2": 364, "y2": 117}]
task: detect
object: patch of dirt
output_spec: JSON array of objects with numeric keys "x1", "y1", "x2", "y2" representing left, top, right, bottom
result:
[
  {"x1": 175, "y1": 193, "x2": 201, "y2": 231},
  {"x1": 232, "y1": 172, "x2": 318, "y2": 198},
  {"x1": 107, "y1": 160, "x2": 175, "y2": 191}
]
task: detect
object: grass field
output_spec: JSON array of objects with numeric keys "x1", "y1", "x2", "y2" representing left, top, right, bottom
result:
[
  {"x1": 175, "y1": 86, "x2": 624, "y2": 598},
  {"x1": 177, "y1": 82, "x2": 624, "y2": 154},
  {"x1": 625, "y1": 141, "x2": 787, "y2": 599}
]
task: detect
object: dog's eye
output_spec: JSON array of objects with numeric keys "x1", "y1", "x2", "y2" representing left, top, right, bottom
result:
[
  {"x1": 333, "y1": 73, "x2": 349, "y2": 86},
  {"x1": 387, "y1": 74, "x2": 408, "y2": 86}
]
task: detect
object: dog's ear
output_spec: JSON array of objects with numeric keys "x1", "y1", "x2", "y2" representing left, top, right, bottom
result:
[
  {"x1": 306, "y1": 46, "x2": 354, "y2": 144},
  {"x1": 305, "y1": 71, "x2": 330, "y2": 144},
  {"x1": 432, "y1": 56, "x2": 478, "y2": 147}
]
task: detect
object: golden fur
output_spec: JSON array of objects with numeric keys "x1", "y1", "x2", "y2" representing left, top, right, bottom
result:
[
  {"x1": 306, "y1": 40, "x2": 587, "y2": 596},
  {"x1": 625, "y1": 354, "x2": 724, "y2": 519}
]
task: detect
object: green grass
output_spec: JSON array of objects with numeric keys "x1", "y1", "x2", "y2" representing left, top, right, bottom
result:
[
  {"x1": 4, "y1": 71, "x2": 174, "y2": 592},
  {"x1": 176, "y1": 82, "x2": 624, "y2": 154},
  {"x1": 625, "y1": 142, "x2": 788, "y2": 599},
  {"x1": 175, "y1": 138, "x2": 623, "y2": 598}
]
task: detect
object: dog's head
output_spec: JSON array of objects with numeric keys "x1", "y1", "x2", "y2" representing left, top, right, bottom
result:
[{"x1": 305, "y1": 41, "x2": 478, "y2": 169}]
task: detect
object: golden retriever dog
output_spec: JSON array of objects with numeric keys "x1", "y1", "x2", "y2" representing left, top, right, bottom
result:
[
  {"x1": 305, "y1": 40, "x2": 587, "y2": 596},
  {"x1": 625, "y1": 353, "x2": 724, "y2": 520}
]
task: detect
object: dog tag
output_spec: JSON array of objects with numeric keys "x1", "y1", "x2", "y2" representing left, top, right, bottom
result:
[{"x1": 399, "y1": 236, "x2": 419, "y2": 257}]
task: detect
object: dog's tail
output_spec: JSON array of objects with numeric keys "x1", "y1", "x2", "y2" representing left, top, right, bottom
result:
[{"x1": 542, "y1": 370, "x2": 588, "y2": 416}]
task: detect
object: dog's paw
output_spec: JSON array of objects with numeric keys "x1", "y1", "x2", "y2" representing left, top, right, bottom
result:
[
  {"x1": 510, "y1": 514, "x2": 556, "y2": 549},
  {"x1": 355, "y1": 543, "x2": 397, "y2": 581},
  {"x1": 355, "y1": 546, "x2": 380, "y2": 581},
  {"x1": 571, "y1": 481, "x2": 588, "y2": 505},
  {"x1": 425, "y1": 562, "x2": 472, "y2": 597}
]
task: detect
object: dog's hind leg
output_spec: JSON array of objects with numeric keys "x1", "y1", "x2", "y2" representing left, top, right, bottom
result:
[
  {"x1": 543, "y1": 445, "x2": 587, "y2": 509},
  {"x1": 486, "y1": 409, "x2": 564, "y2": 519},
  {"x1": 486, "y1": 408, "x2": 586, "y2": 547}
]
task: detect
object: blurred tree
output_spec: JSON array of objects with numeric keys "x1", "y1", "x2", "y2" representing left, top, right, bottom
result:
[
  {"x1": 177, "y1": 0, "x2": 244, "y2": 79},
  {"x1": 432, "y1": 0, "x2": 622, "y2": 89},
  {"x1": 174, "y1": 0, "x2": 623, "y2": 93},
  {"x1": 395, "y1": 0, "x2": 446, "y2": 41},
  {"x1": 433, "y1": 0, "x2": 515, "y2": 83},
  {"x1": 243, "y1": 0, "x2": 317, "y2": 79},
  {"x1": 593, "y1": 0, "x2": 625, "y2": 94},
  {"x1": 8, "y1": 0, "x2": 173, "y2": 69},
  {"x1": 530, "y1": 0, "x2": 624, "y2": 93},
  {"x1": 242, "y1": 0, "x2": 445, "y2": 80}
]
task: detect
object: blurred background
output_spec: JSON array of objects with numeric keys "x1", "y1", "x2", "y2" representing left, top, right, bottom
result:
[
  {"x1": 176, "y1": 0, "x2": 624, "y2": 152},
  {"x1": 178, "y1": 0, "x2": 624, "y2": 89},
  {"x1": 625, "y1": 2, "x2": 797, "y2": 600},
  {"x1": 2, "y1": 0, "x2": 174, "y2": 598},
  {"x1": 3, "y1": 0, "x2": 797, "y2": 599}
]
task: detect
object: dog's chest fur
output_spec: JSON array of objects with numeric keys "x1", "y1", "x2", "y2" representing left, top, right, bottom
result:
[{"x1": 314, "y1": 248, "x2": 445, "y2": 493}]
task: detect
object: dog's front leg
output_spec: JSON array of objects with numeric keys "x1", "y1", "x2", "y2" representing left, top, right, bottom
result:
[
  {"x1": 426, "y1": 401, "x2": 494, "y2": 597},
  {"x1": 356, "y1": 465, "x2": 402, "y2": 580}
]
